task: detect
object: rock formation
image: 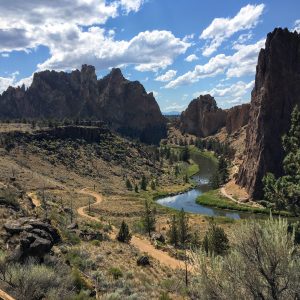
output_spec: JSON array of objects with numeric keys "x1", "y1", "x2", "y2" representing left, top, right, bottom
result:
[
  {"x1": 180, "y1": 94, "x2": 227, "y2": 137},
  {"x1": 226, "y1": 103, "x2": 250, "y2": 134},
  {"x1": 238, "y1": 28, "x2": 300, "y2": 199},
  {"x1": 4, "y1": 218, "x2": 60, "y2": 262},
  {"x1": 0, "y1": 65, "x2": 166, "y2": 144}
]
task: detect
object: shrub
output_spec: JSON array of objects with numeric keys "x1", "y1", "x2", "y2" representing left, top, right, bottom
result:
[
  {"x1": 191, "y1": 217, "x2": 300, "y2": 299},
  {"x1": 109, "y1": 267, "x2": 123, "y2": 280},
  {"x1": 203, "y1": 223, "x2": 229, "y2": 256}
]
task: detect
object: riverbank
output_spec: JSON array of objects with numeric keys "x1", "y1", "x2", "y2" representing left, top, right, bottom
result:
[{"x1": 196, "y1": 190, "x2": 292, "y2": 217}]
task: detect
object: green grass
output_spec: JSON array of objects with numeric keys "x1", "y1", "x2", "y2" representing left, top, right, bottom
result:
[{"x1": 197, "y1": 190, "x2": 292, "y2": 216}]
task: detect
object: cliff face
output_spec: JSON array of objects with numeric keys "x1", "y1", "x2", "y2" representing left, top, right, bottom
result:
[
  {"x1": 226, "y1": 103, "x2": 250, "y2": 134},
  {"x1": 180, "y1": 94, "x2": 227, "y2": 137},
  {"x1": 237, "y1": 28, "x2": 300, "y2": 199},
  {"x1": 0, "y1": 65, "x2": 166, "y2": 144}
]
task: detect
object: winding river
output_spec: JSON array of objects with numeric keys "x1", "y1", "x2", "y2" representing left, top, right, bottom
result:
[{"x1": 157, "y1": 152, "x2": 249, "y2": 219}]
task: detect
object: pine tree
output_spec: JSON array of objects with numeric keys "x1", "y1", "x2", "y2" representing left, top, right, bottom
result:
[
  {"x1": 134, "y1": 184, "x2": 139, "y2": 193},
  {"x1": 117, "y1": 220, "x2": 132, "y2": 243},
  {"x1": 126, "y1": 178, "x2": 133, "y2": 191},
  {"x1": 167, "y1": 215, "x2": 178, "y2": 247},
  {"x1": 175, "y1": 165, "x2": 180, "y2": 177},
  {"x1": 142, "y1": 200, "x2": 156, "y2": 237},
  {"x1": 209, "y1": 171, "x2": 220, "y2": 189},
  {"x1": 178, "y1": 208, "x2": 190, "y2": 247},
  {"x1": 140, "y1": 175, "x2": 147, "y2": 191},
  {"x1": 263, "y1": 105, "x2": 300, "y2": 213},
  {"x1": 218, "y1": 155, "x2": 229, "y2": 184},
  {"x1": 181, "y1": 146, "x2": 190, "y2": 162},
  {"x1": 151, "y1": 180, "x2": 156, "y2": 190},
  {"x1": 203, "y1": 223, "x2": 229, "y2": 256}
]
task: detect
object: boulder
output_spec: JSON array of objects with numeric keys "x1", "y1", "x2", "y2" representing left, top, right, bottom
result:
[{"x1": 137, "y1": 256, "x2": 150, "y2": 266}]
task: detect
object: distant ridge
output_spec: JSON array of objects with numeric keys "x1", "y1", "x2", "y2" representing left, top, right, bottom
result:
[{"x1": 0, "y1": 65, "x2": 167, "y2": 144}]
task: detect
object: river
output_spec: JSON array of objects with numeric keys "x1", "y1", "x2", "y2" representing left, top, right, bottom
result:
[{"x1": 157, "y1": 151, "x2": 251, "y2": 219}]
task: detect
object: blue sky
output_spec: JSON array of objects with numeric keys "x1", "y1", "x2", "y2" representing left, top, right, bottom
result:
[{"x1": 0, "y1": 0, "x2": 299, "y2": 112}]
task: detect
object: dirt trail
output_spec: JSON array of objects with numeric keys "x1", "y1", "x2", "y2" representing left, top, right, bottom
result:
[
  {"x1": 78, "y1": 188, "x2": 187, "y2": 270},
  {"x1": 0, "y1": 289, "x2": 15, "y2": 300},
  {"x1": 220, "y1": 187, "x2": 237, "y2": 203}
]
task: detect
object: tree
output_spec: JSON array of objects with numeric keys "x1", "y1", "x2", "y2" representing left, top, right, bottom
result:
[
  {"x1": 140, "y1": 175, "x2": 148, "y2": 191},
  {"x1": 180, "y1": 146, "x2": 190, "y2": 162},
  {"x1": 263, "y1": 105, "x2": 300, "y2": 214},
  {"x1": 142, "y1": 200, "x2": 156, "y2": 238},
  {"x1": 202, "y1": 223, "x2": 229, "y2": 256},
  {"x1": 117, "y1": 220, "x2": 132, "y2": 243},
  {"x1": 150, "y1": 180, "x2": 156, "y2": 190},
  {"x1": 167, "y1": 215, "x2": 178, "y2": 247},
  {"x1": 209, "y1": 171, "x2": 220, "y2": 189},
  {"x1": 126, "y1": 178, "x2": 133, "y2": 191},
  {"x1": 134, "y1": 184, "x2": 139, "y2": 193},
  {"x1": 178, "y1": 208, "x2": 190, "y2": 247},
  {"x1": 218, "y1": 155, "x2": 229, "y2": 184},
  {"x1": 175, "y1": 165, "x2": 180, "y2": 177},
  {"x1": 191, "y1": 218, "x2": 300, "y2": 300}
]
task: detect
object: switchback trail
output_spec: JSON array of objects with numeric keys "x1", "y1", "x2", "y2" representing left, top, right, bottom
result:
[{"x1": 78, "y1": 188, "x2": 187, "y2": 270}]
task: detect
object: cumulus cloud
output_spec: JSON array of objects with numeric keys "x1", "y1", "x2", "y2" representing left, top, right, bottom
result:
[
  {"x1": 294, "y1": 20, "x2": 300, "y2": 32},
  {"x1": 155, "y1": 70, "x2": 177, "y2": 82},
  {"x1": 165, "y1": 39, "x2": 264, "y2": 88},
  {"x1": 120, "y1": 0, "x2": 144, "y2": 13},
  {"x1": 0, "y1": 0, "x2": 189, "y2": 73},
  {"x1": 193, "y1": 80, "x2": 254, "y2": 105},
  {"x1": 164, "y1": 103, "x2": 186, "y2": 112},
  {"x1": 200, "y1": 4, "x2": 265, "y2": 56},
  {"x1": 0, "y1": 72, "x2": 33, "y2": 94},
  {"x1": 185, "y1": 54, "x2": 199, "y2": 62}
]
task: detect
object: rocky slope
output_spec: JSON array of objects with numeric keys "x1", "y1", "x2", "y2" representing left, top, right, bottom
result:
[
  {"x1": 237, "y1": 28, "x2": 300, "y2": 199},
  {"x1": 226, "y1": 104, "x2": 250, "y2": 134},
  {"x1": 180, "y1": 94, "x2": 227, "y2": 137},
  {"x1": 0, "y1": 66, "x2": 166, "y2": 144}
]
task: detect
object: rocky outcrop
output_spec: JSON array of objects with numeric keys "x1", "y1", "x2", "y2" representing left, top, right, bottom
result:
[
  {"x1": 0, "y1": 65, "x2": 166, "y2": 144},
  {"x1": 237, "y1": 28, "x2": 300, "y2": 199},
  {"x1": 4, "y1": 218, "x2": 60, "y2": 262},
  {"x1": 226, "y1": 103, "x2": 250, "y2": 134},
  {"x1": 180, "y1": 95, "x2": 227, "y2": 137}
]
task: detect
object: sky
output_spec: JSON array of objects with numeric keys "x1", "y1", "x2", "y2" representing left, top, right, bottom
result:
[{"x1": 0, "y1": 1, "x2": 300, "y2": 113}]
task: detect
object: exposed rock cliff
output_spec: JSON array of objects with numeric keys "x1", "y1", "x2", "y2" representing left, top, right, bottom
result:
[
  {"x1": 0, "y1": 65, "x2": 166, "y2": 144},
  {"x1": 226, "y1": 103, "x2": 250, "y2": 134},
  {"x1": 237, "y1": 28, "x2": 300, "y2": 199},
  {"x1": 180, "y1": 94, "x2": 227, "y2": 137}
]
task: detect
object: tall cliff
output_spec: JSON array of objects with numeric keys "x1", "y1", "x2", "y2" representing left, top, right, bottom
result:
[
  {"x1": 226, "y1": 103, "x2": 250, "y2": 134},
  {"x1": 180, "y1": 94, "x2": 227, "y2": 137},
  {"x1": 0, "y1": 65, "x2": 166, "y2": 144},
  {"x1": 237, "y1": 28, "x2": 300, "y2": 199}
]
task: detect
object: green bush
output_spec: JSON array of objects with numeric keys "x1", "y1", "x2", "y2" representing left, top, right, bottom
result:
[{"x1": 108, "y1": 267, "x2": 123, "y2": 280}]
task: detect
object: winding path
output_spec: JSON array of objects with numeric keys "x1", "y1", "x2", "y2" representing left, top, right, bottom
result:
[
  {"x1": 0, "y1": 290, "x2": 15, "y2": 300},
  {"x1": 78, "y1": 188, "x2": 186, "y2": 270}
]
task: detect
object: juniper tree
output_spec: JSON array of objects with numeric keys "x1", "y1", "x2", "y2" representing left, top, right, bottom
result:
[
  {"x1": 168, "y1": 215, "x2": 179, "y2": 247},
  {"x1": 117, "y1": 220, "x2": 132, "y2": 243},
  {"x1": 142, "y1": 200, "x2": 156, "y2": 238},
  {"x1": 263, "y1": 105, "x2": 300, "y2": 213}
]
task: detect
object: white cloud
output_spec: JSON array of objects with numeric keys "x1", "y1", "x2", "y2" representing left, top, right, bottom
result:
[
  {"x1": 185, "y1": 54, "x2": 199, "y2": 62},
  {"x1": 193, "y1": 80, "x2": 254, "y2": 103},
  {"x1": 155, "y1": 70, "x2": 177, "y2": 82},
  {"x1": 232, "y1": 32, "x2": 253, "y2": 49},
  {"x1": 0, "y1": 72, "x2": 33, "y2": 94},
  {"x1": 120, "y1": 0, "x2": 144, "y2": 13},
  {"x1": 200, "y1": 4, "x2": 265, "y2": 56},
  {"x1": 165, "y1": 39, "x2": 264, "y2": 88},
  {"x1": 1, "y1": 53, "x2": 9, "y2": 58},
  {"x1": 164, "y1": 103, "x2": 186, "y2": 112},
  {"x1": 293, "y1": 20, "x2": 300, "y2": 32},
  {"x1": 0, "y1": 1, "x2": 189, "y2": 73}
]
